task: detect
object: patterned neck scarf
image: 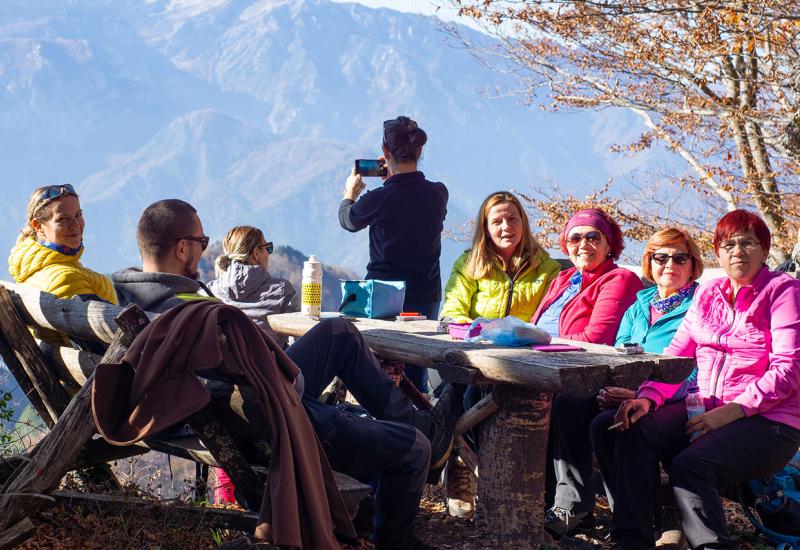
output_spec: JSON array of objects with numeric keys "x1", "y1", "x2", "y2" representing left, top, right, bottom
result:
[
  {"x1": 651, "y1": 282, "x2": 694, "y2": 313},
  {"x1": 39, "y1": 240, "x2": 83, "y2": 256}
]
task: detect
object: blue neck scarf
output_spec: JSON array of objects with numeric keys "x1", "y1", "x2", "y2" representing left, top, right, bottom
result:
[
  {"x1": 39, "y1": 240, "x2": 83, "y2": 256},
  {"x1": 651, "y1": 282, "x2": 694, "y2": 313}
]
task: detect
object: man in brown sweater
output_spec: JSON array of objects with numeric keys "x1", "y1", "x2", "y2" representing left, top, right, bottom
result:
[{"x1": 112, "y1": 199, "x2": 460, "y2": 550}]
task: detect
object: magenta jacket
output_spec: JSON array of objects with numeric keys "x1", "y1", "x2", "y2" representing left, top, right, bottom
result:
[
  {"x1": 638, "y1": 267, "x2": 800, "y2": 430},
  {"x1": 532, "y1": 259, "x2": 643, "y2": 345}
]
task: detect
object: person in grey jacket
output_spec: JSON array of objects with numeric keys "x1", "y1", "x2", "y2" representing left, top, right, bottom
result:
[
  {"x1": 207, "y1": 226, "x2": 297, "y2": 348},
  {"x1": 112, "y1": 199, "x2": 461, "y2": 550}
]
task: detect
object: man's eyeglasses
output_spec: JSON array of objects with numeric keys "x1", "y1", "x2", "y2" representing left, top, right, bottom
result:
[
  {"x1": 718, "y1": 238, "x2": 760, "y2": 254},
  {"x1": 651, "y1": 252, "x2": 691, "y2": 266},
  {"x1": 176, "y1": 235, "x2": 209, "y2": 251},
  {"x1": 35, "y1": 184, "x2": 78, "y2": 208},
  {"x1": 257, "y1": 242, "x2": 273, "y2": 254},
  {"x1": 567, "y1": 230, "x2": 603, "y2": 245}
]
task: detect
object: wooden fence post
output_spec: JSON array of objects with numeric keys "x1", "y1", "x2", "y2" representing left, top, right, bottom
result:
[
  {"x1": 0, "y1": 304, "x2": 148, "y2": 532},
  {"x1": 0, "y1": 287, "x2": 72, "y2": 424}
]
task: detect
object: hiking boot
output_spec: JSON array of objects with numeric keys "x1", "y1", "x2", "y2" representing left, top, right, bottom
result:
[
  {"x1": 427, "y1": 383, "x2": 463, "y2": 482},
  {"x1": 446, "y1": 454, "x2": 476, "y2": 519},
  {"x1": 543, "y1": 506, "x2": 594, "y2": 538}
]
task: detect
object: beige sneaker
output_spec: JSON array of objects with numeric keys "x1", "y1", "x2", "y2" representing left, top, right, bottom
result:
[{"x1": 445, "y1": 454, "x2": 476, "y2": 519}]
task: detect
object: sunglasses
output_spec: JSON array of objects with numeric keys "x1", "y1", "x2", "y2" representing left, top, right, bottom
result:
[
  {"x1": 651, "y1": 252, "x2": 691, "y2": 266},
  {"x1": 176, "y1": 235, "x2": 210, "y2": 251},
  {"x1": 567, "y1": 230, "x2": 603, "y2": 245},
  {"x1": 35, "y1": 184, "x2": 78, "y2": 208},
  {"x1": 257, "y1": 241, "x2": 274, "y2": 254}
]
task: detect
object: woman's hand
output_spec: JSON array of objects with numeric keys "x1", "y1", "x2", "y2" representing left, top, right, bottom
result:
[
  {"x1": 597, "y1": 386, "x2": 636, "y2": 410},
  {"x1": 344, "y1": 169, "x2": 366, "y2": 201},
  {"x1": 686, "y1": 402, "x2": 744, "y2": 440},
  {"x1": 613, "y1": 398, "x2": 652, "y2": 431}
]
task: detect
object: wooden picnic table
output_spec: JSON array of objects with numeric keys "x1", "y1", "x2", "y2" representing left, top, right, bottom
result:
[{"x1": 268, "y1": 312, "x2": 696, "y2": 549}]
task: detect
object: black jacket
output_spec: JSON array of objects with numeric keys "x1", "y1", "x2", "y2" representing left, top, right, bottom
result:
[{"x1": 339, "y1": 171, "x2": 448, "y2": 303}]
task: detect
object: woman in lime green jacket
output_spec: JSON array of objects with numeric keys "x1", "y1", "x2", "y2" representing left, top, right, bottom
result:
[
  {"x1": 439, "y1": 191, "x2": 560, "y2": 519},
  {"x1": 440, "y1": 191, "x2": 560, "y2": 323}
]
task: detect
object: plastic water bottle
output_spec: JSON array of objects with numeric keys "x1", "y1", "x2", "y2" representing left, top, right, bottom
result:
[
  {"x1": 685, "y1": 386, "x2": 705, "y2": 441},
  {"x1": 301, "y1": 255, "x2": 322, "y2": 317}
]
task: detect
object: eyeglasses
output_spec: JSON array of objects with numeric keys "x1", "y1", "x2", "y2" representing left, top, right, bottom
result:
[
  {"x1": 176, "y1": 235, "x2": 209, "y2": 251},
  {"x1": 35, "y1": 184, "x2": 78, "y2": 208},
  {"x1": 651, "y1": 252, "x2": 691, "y2": 266},
  {"x1": 257, "y1": 242, "x2": 273, "y2": 254},
  {"x1": 567, "y1": 230, "x2": 603, "y2": 245},
  {"x1": 718, "y1": 238, "x2": 760, "y2": 254}
]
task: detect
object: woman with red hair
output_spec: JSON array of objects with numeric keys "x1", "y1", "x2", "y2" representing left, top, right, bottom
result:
[{"x1": 593, "y1": 210, "x2": 800, "y2": 549}]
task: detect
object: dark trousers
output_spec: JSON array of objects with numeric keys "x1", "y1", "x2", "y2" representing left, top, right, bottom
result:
[
  {"x1": 400, "y1": 301, "x2": 439, "y2": 393},
  {"x1": 590, "y1": 402, "x2": 800, "y2": 550},
  {"x1": 287, "y1": 318, "x2": 432, "y2": 550},
  {"x1": 545, "y1": 394, "x2": 601, "y2": 513}
]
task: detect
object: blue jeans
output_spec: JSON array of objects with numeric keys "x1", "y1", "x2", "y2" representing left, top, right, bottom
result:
[
  {"x1": 401, "y1": 301, "x2": 439, "y2": 392},
  {"x1": 286, "y1": 318, "x2": 432, "y2": 550}
]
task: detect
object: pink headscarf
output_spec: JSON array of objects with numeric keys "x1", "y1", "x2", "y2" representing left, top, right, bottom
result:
[{"x1": 564, "y1": 209, "x2": 618, "y2": 252}]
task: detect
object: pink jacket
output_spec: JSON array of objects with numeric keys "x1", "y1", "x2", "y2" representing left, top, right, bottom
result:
[
  {"x1": 639, "y1": 267, "x2": 800, "y2": 430},
  {"x1": 532, "y1": 259, "x2": 643, "y2": 345}
]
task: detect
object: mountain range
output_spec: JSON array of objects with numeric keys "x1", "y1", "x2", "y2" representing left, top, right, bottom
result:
[{"x1": 0, "y1": 0, "x2": 643, "y2": 280}]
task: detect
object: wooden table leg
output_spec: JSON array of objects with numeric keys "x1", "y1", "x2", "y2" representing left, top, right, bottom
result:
[{"x1": 476, "y1": 384, "x2": 552, "y2": 549}]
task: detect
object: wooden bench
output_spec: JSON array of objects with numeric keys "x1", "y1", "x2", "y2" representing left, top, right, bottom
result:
[{"x1": 0, "y1": 281, "x2": 370, "y2": 546}]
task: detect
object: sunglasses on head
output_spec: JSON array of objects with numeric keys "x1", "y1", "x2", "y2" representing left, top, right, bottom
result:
[
  {"x1": 35, "y1": 184, "x2": 78, "y2": 208},
  {"x1": 651, "y1": 252, "x2": 691, "y2": 266},
  {"x1": 176, "y1": 235, "x2": 210, "y2": 251},
  {"x1": 257, "y1": 241, "x2": 273, "y2": 254},
  {"x1": 567, "y1": 230, "x2": 603, "y2": 245}
]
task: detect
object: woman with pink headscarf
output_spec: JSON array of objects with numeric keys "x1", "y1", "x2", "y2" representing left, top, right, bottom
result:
[{"x1": 531, "y1": 208, "x2": 643, "y2": 537}]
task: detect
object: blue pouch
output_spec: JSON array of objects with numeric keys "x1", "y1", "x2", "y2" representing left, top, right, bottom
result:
[{"x1": 339, "y1": 280, "x2": 406, "y2": 319}]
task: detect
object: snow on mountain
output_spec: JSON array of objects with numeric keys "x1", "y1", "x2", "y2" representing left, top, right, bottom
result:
[{"x1": 1, "y1": 0, "x2": 635, "y2": 277}]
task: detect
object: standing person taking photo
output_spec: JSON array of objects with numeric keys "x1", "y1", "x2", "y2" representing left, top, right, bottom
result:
[{"x1": 339, "y1": 116, "x2": 448, "y2": 394}]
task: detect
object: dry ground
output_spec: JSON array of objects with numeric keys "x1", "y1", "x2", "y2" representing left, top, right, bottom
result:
[{"x1": 18, "y1": 479, "x2": 777, "y2": 550}]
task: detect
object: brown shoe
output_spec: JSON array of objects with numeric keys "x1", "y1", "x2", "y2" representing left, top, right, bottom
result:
[{"x1": 445, "y1": 454, "x2": 476, "y2": 519}]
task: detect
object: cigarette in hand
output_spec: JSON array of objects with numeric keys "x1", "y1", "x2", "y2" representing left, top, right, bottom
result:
[{"x1": 607, "y1": 421, "x2": 624, "y2": 431}]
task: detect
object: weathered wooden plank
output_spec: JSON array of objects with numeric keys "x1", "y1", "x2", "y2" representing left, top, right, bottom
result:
[
  {"x1": 185, "y1": 407, "x2": 265, "y2": 512},
  {"x1": 0, "y1": 516, "x2": 35, "y2": 550},
  {"x1": 0, "y1": 287, "x2": 74, "y2": 419},
  {"x1": 0, "y1": 330, "x2": 55, "y2": 427},
  {"x1": 453, "y1": 436, "x2": 479, "y2": 478},
  {"x1": 267, "y1": 313, "x2": 696, "y2": 394},
  {"x1": 476, "y1": 385, "x2": 552, "y2": 549},
  {"x1": 455, "y1": 394, "x2": 497, "y2": 436},
  {"x1": 41, "y1": 345, "x2": 99, "y2": 386},
  {"x1": 141, "y1": 436, "x2": 369, "y2": 520},
  {"x1": 443, "y1": 346, "x2": 695, "y2": 394},
  {"x1": 433, "y1": 361, "x2": 487, "y2": 386},
  {"x1": 0, "y1": 280, "x2": 156, "y2": 345},
  {"x1": 52, "y1": 490, "x2": 261, "y2": 532},
  {"x1": 73, "y1": 439, "x2": 151, "y2": 470},
  {"x1": 0, "y1": 304, "x2": 147, "y2": 531}
]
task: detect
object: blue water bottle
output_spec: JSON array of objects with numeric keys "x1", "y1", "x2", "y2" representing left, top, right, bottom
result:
[{"x1": 685, "y1": 386, "x2": 705, "y2": 441}]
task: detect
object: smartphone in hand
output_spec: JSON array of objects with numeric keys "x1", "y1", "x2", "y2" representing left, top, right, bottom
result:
[{"x1": 355, "y1": 159, "x2": 388, "y2": 177}]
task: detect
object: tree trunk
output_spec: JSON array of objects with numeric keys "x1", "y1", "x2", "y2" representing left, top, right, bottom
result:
[{"x1": 475, "y1": 385, "x2": 552, "y2": 549}]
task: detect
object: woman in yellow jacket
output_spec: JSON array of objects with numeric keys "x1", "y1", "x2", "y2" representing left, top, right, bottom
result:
[
  {"x1": 9, "y1": 184, "x2": 117, "y2": 341},
  {"x1": 439, "y1": 191, "x2": 560, "y2": 518},
  {"x1": 440, "y1": 191, "x2": 560, "y2": 323}
]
